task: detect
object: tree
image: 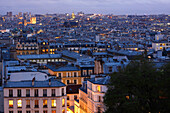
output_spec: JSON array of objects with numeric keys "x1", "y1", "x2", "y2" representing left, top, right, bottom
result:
[{"x1": 104, "y1": 60, "x2": 170, "y2": 113}]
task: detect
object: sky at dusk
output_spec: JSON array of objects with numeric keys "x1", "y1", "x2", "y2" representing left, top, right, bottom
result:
[{"x1": 0, "y1": 0, "x2": 170, "y2": 15}]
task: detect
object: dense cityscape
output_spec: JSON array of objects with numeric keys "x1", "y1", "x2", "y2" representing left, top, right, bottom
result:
[{"x1": 0, "y1": 11, "x2": 169, "y2": 113}]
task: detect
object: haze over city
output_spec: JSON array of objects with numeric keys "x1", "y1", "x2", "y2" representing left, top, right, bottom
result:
[{"x1": 0, "y1": 0, "x2": 170, "y2": 15}]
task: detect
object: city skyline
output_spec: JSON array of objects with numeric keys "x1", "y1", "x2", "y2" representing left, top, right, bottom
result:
[{"x1": 0, "y1": 0, "x2": 170, "y2": 15}]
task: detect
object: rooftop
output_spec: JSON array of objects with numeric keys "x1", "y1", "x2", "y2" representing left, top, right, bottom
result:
[
  {"x1": 17, "y1": 54, "x2": 62, "y2": 60},
  {"x1": 88, "y1": 76, "x2": 110, "y2": 85},
  {"x1": 4, "y1": 78, "x2": 66, "y2": 88}
]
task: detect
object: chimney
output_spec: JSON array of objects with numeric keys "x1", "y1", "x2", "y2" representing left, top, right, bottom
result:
[
  {"x1": 32, "y1": 77, "x2": 35, "y2": 86},
  {"x1": 49, "y1": 79, "x2": 51, "y2": 86}
]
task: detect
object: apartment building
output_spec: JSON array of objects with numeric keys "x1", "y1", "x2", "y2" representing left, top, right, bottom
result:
[
  {"x1": 75, "y1": 76, "x2": 110, "y2": 113},
  {"x1": 4, "y1": 78, "x2": 67, "y2": 113}
]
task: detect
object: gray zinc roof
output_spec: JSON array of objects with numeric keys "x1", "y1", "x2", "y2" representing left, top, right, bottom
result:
[{"x1": 4, "y1": 79, "x2": 66, "y2": 88}]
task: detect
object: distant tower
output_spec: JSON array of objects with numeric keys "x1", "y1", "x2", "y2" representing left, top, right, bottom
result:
[
  {"x1": 30, "y1": 17, "x2": 36, "y2": 24},
  {"x1": 72, "y1": 12, "x2": 75, "y2": 19},
  {"x1": 24, "y1": 20, "x2": 27, "y2": 26}
]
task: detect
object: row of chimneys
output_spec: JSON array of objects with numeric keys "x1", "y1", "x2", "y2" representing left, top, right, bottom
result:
[{"x1": 32, "y1": 77, "x2": 51, "y2": 86}]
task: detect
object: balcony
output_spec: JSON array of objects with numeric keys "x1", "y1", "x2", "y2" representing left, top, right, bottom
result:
[
  {"x1": 9, "y1": 94, "x2": 13, "y2": 97},
  {"x1": 26, "y1": 105, "x2": 30, "y2": 108},
  {"x1": 26, "y1": 94, "x2": 30, "y2": 97},
  {"x1": 34, "y1": 105, "x2": 39, "y2": 108},
  {"x1": 34, "y1": 94, "x2": 38, "y2": 97},
  {"x1": 43, "y1": 94, "x2": 47, "y2": 97},
  {"x1": 51, "y1": 94, "x2": 55, "y2": 97},
  {"x1": 43, "y1": 105, "x2": 48, "y2": 108}
]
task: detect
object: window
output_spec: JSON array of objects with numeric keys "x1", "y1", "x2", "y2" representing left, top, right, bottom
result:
[
  {"x1": 26, "y1": 100, "x2": 30, "y2": 108},
  {"x1": 52, "y1": 110, "x2": 56, "y2": 113},
  {"x1": 26, "y1": 89, "x2": 30, "y2": 97},
  {"x1": 26, "y1": 111, "x2": 31, "y2": 113},
  {"x1": 74, "y1": 72, "x2": 77, "y2": 77},
  {"x1": 89, "y1": 70, "x2": 93, "y2": 75},
  {"x1": 67, "y1": 102, "x2": 70, "y2": 106},
  {"x1": 74, "y1": 95, "x2": 77, "y2": 100},
  {"x1": 67, "y1": 96, "x2": 69, "y2": 100},
  {"x1": 67, "y1": 72, "x2": 70, "y2": 77},
  {"x1": 97, "y1": 86, "x2": 101, "y2": 92},
  {"x1": 17, "y1": 99, "x2": 22, "y2": 108},
  {"x1": 62, "y1": 88, "x2": 64, "y2": 96},
  {"x1": 51, "y1": 89, "x2": 55, "y2": 97},
  {"x1": 9, "y1": 90, "x2": 13, "y2": 97},
  {"x1": 9, "y1": 111, "x2": 13, "y2": 113},
  {"x1": 58, "y1": 73, "x2": 61, "y2": 77},
  {"x1": 62, "y1": 99, "x2": 65, "y2": 107},
  {"x1": 67, "y1": 80, "x2": 70, "y2": 84},
  {"x1": 34, "y1": 89, "x2": 38, "y2": 97},
  {"x1": 74, "y1": 80, "x2": 77, "y2": 84},
  {"x1": 17, "y1": 89, "x2": 21, "y2": 97},
  {"x1": 9, "y1": 100, "x2": 13, "y2": 108},
  {"x1": 35, "y1": 111, "x2": 39, "y2": 113},
  {"x1": 18, "y1": 111, "x2": 22, "y2": 113},
  {"x1": 109, "y1": 67, "x2": 112, "y2": 72},
  {"x1": 51, "y1": 100, "x2": 56, "y2": 108},
  {"x1": 43, "y1": 100, "x2": 47, "y2": 108},
  {"x1": 43, "y1": 89, "x2": 47, "y2": 97},
  {"x1": 62, "y1": 109, "x2": 65, "y2": 113},
  {"x1": 99, "y1": 96, "x2": 102, "y2": 102},
  {"x1": 83, "y1": 70, "x2": 87, "y2": 76},
  {"x1": 34, "y1": 100, "x2": 39, "y2": 108},
  {"x1": 43, "y1": 111, "x2": 47, "y2": 113}
]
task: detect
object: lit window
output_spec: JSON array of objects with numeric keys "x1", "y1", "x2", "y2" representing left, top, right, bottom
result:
[
  {"x1": 62, "y1": 109, "x2": 65, "y2": 113},
  {"x1": 126, "y1": 96, "x2": 130, "y2": 100},
  {"x1": 62, "y1": 99, "x2": 65, "y2": 107},
  {"x1": 42, "y1": 49, "x2": 45, "y2": 52},
  {"x1": 160, "y1": 47, "x2": 163, "y2": 49},
  {"x1": 52, "y1": 110, "x2": 56, "y2": 113},
  {"x1": 34, "y1": 100, "x2": 39, "y2": 108},
  {"x1": 43, "y1": 100, "x2": 47, "y2": 108},
  {"x1": 46, "y1": 49, "x2": 48, "y2": 52},
  {"x1": 17, "y1": 99, "x2": 22, "y2": 108},
  {"x1": 97, "y1": 86, "x2": 101, "y2": 92},
  {"x1": 162, "y1": 43, "x2": 165, "y2": 46},
  {"x1": 43, "y1": 42, "x2": 45, "y2": 45},
  {"x1": 9, "y1": 100, "x2": 13, "y2": 108},
  {"x1": 51, "y1": 100, "x2": 56, "y2": 107},
  {"x1": 26, "y1": 100, "x2": 30, "y2": 108}
]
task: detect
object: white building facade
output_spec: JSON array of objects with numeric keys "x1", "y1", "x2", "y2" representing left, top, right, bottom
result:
[{"x1": 4, "y1": 79, "x2": 67, "y2": 113}]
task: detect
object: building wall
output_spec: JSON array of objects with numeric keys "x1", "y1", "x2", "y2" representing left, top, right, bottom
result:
[
  {"x1": 67, "y1": 94, "x2": 79, "y2": 107},
  {"x1": 48, "y1": 70, "x2": 84, "y2": 85},
  {"x1": 87, "y1": 81, "x2": 107, "y2": 113},
  {"x1": 0, "y1": 88, "x2": 4, "y2": 113},
  {"x1": 4, "y1": 87, "x2": 67, "y2": 113},
  {"x1": 79, "y1": 89, "x2": 87, "y2": 113},
  {"x1": 152, "y1": 42, "x2": 170, "y2": 51}
]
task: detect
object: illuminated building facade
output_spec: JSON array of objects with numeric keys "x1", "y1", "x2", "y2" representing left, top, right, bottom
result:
[
  {"x1": 30, "y1": 17, "x2": 36, "y2": 24},
  {"x1": 75, "y1": 76, "x2": 110, "y2": 113},
  {"x1": 47, "y1": 64, "x2": 84, "y2": 85},
  {"x1": 152, "y1": 41, "x2": 170, "y2": 51},
  {"x1": 4, "y1": 79, "x2": 67, "y2": 113},
  {"x1": 16, "y1": 38, "x2": 39, "y2": 55}
]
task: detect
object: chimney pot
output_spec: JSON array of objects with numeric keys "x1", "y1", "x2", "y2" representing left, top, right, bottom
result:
[{"x1": 49, "y1": 79, "x2": 51, "y2": 86}]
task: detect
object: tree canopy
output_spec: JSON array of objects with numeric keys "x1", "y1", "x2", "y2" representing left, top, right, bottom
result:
[{"x1": 104, "y1": 60, "x2": 170, "y2": 113}]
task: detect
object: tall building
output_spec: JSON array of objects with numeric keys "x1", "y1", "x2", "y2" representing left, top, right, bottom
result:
[
  {"x1": 30, "y1": 17, "x2": 36, "y2": 24},
  {"x1": 4, "y1": 78, "x2": 67, "y2": 113},
  {"x1": 7, "y1": 12, "x2": 12, "y2": 18},
  {"x1": 71, "y1": 12, "x2": 75, "y2": 20}
]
